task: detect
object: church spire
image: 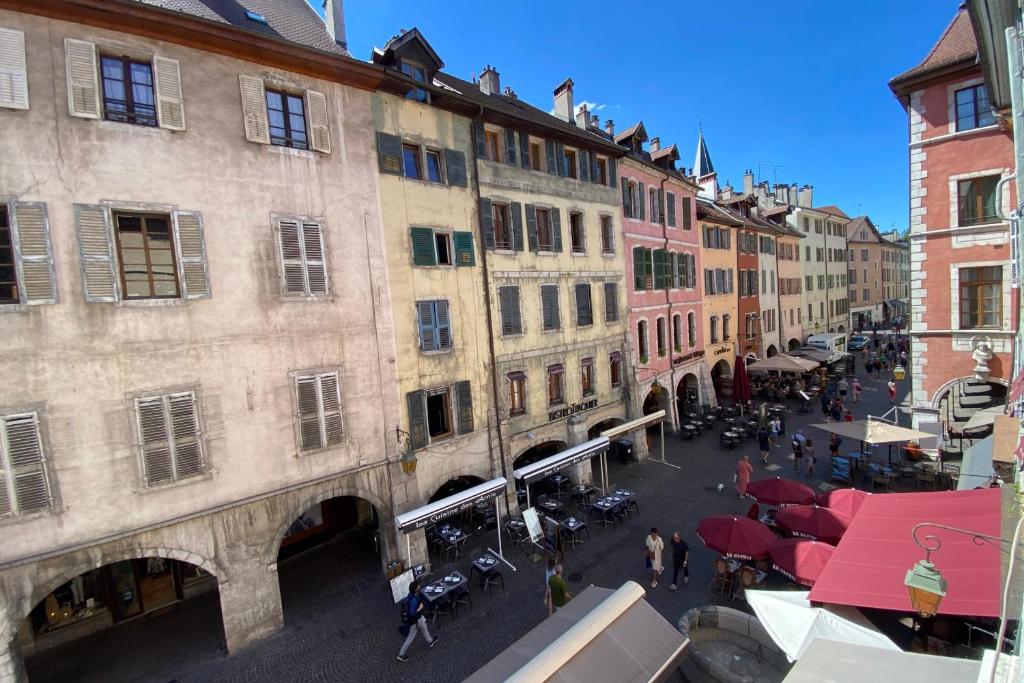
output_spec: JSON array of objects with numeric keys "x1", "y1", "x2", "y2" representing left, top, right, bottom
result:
[{"x1": 694, "y1": 128, "x2": 715, "y2": 178}]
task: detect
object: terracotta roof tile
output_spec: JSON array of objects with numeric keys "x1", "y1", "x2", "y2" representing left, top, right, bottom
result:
[
  {"x1": 890, "y1": 8, "x2": 977, "y2": 84},
  {"x1": 813, "y1": 205, "x2": 850, "y2": 219}
]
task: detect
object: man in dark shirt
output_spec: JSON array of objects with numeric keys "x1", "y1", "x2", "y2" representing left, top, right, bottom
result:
[
  {"x1": 548, "y1": 563, "x2": 572, "y2": 610},
  {"x1": 670, "y1": 531, "x2": 690, "y2": 590}
]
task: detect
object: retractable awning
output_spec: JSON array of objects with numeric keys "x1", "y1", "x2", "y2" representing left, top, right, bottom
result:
[
  {"x1": 513, "y1": 437, "x2": 609, "y2": 485},
  {"x1": 958, "y1": 436, "x2": 996, "y2": 490},
  {"x1": 600, "y1": 410, "x2": 665, "y2": 440},
  {"x1": 395, "y1": 476, "x2": 507, "y2": 532}
]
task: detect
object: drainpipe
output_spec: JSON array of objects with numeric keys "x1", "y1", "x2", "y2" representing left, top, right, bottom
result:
[
  {"x1": 659, "y1": 173, "x2": 676, "y2": 425},
  {"x1": 774, "y1": 234, "x2": 784, "y2": 352}
]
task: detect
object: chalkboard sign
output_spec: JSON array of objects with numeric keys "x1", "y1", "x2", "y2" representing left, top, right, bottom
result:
[
  {"x1": 542, "y1": 516, "x2": 562, "y2": 556},
  {"x1": 830, "y1": 455, "x2": 851, "y2": 484},
  {"x1": 523, "y1": 507, "x2": 543, "y2": 544}
]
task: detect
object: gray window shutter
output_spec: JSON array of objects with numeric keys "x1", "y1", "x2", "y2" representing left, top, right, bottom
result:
[
  {"x1": 65, "y1": 38, "x2": 99, "y2": 119},
  {"x1": 171, "y1": 210, "x2": 211, "y2": 300},
  {"x1": 10, "y1": 203, "x2": 56, "y2": 305},
  {"x1": 479, "y1": 198, "x2": 495, "y2": 250},
  {"x1": 455, "y1": 380, "x2": 473, "y2": 434},
  {"x1": 410, "y1": 227, "x2": 436, "y2": 266},
  {"x1": 541, "y1": 285, "x2": 559, "y2": 330},
  {"x1": 0, "y1": 28, "x2": 29, "y2": 110},
  {"x1": 377, "y1": 132, "x2": 403, "y2": 175},
  {"x1": 304, "y1": 89, "x2": 331, "y2": 153},
  {"x1": 453, "y1": 231, "x2": 475, "y2": 266},
  {"x1": 154, "y1": 56, "x2": 186, "y2": 131},
  {"x1": 604, "y1": 282, "x2": 618, "y2": 322},
  {"x1": 472, "y1": 120, "x2": 486, "y2": 158},
  {"x1": 525, "y1": 204, "x2": 538, "y2": 252},
  {"x1": 238, "y1": 74, "x2": 269, "y2": 144},
  {"x1": 658, "y1": 189, "x2": 665, "y2": 224},
  {"x1": 519, "y1": 130, "x2": 530, "y2": 169},
  {"x1": 510, "y1": 202, "x2": 524, "y2": 252},
  {"x1": 444, "y1": 148, "x2": 468, "y2": 187},
  {"x1": 575, "y1": 283, "x2": 592, "y2": 326},
  {"x1": 579, "y1": 150, "x2": 591, "y2": 182},
  {"x1": 1, "y1": 413, "x2": 51, "y2": 514},
  {"x1": 278, "y1": 218, "x2": 306, "y2": 294},
  {"x1": 545, "y1": 140, "x2": 557, "y2": 174},
  {"x1": 436, "y1": 300, "x2": 452, "y2": 349},
  {"x1": 499, "y1": 286, "x2": 522, "y2": 335},
  {"x1": 555, "y1": 142, "x2": 566, "y2": 176},
  {"x1": 74, "y1": 203, "x2": 119, "y2": 302},
  {"x1": 504, "y1": 128, "x2": 517, "y2": 165},
  {"x1": 638, "y1": 182, "x2": 645, "y2": 221},
  {"x1": 633, "y1": 248, "x2": 645, "y2": 290},
  {"x1": 682, "y1": 197, "x2": 692, "y2": 229},
  {"x1": 608, "y1": 158, "x2": 617, "y2": 187},
  {"x1": 296, "y1": 376, "x2": 323, "y2": 450},
  {"x1": 591, "y1": 154, "x2": 600, "y2": 184},
  {"x1": 319, "y1": 372, "x2": 344, "y2": 446},
  {"x1": 417, "y1": 300, "x2": 438, "y2": 351},
  {"x1": 168, "y1": 392, "x2": 204, "y2": 478},
  {"x1": 136, "y1": 396, "x2": 173, "y2": 485},
  {"x1": 406, "y1": 390, "x2": 427, "y2": 450},
  {"x1": 302, "y1": 220, "x2": 328, "y2": 294},
  {"x1": 667, "y1": 192, "x2": 676, "y2": 227},
  {"x1": 621, "y1": 177, "x2": 631, "y2": 217},
  {"x1": 551, "y1": 208, "x2": 562, "y2": 252}
]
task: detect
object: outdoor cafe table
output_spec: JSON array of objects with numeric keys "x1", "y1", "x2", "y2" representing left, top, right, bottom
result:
[
  {"x1": 423, "y1": 570, "x2": 469, "y2": 622},
  {"x1": 560, "y1": 516, "x2": 589, "y2": 547},
  {"x1": 570, "y1": 484, "x2": 595, "y2": 508},
  {"x1": 470, "y1": 552, "x2": 501, "y2": 588},
  {"x1": 589, "y1": 495, "x2": 625, "y2": 527},
  {"x1": 547, "y1": 473, "x2": 570, "y2": 496},
  {"x1": 539, "y1": 498, "x2": 564, "y2": 517}
]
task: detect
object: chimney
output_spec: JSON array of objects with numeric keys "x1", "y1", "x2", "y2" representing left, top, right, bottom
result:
[
  {"x1": 576, "y1": 103, "x2": 589, "y2": 129},
  {"x1": 789, "y1": 183, "x2": 798, "y2": 206},
  {"x1": 323, "y1": 0, "x2": 348, "y2": 52},
  {"x1": 720, "y1": 183, "x2": 734, "y2": 200},
  {"x1": 798, "y1": 184, "x2": 813, "y2": 208},
  {"x1": 590, "y1": 114, "x2": 599, "y2": 128},
  {"x1": 479, "y1": 65, "x2": 500, "y2": 96},
  {"x1": 604, "y1": 119, "x2": 615, "y2": 136},
  {"x1": 743, "y1": 169, "x2": 754, "y2": 195},
  {"x1": 650, "y1": 137, "x2": 660, "y2": 152},
  {"x1": 503, "y1": 86, "x2": 517, "y2": 99},
  {"x1": 774, "y1": 184, "x2": 786, "y2": 203},
  {"x1": 553, "y1": 78, "x2": 574, "y2": 123}
]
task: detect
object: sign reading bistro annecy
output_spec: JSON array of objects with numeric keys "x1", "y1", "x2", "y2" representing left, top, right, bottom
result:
[{"x1": 548, "y1": 399, "x2": 598, "y2": 422}]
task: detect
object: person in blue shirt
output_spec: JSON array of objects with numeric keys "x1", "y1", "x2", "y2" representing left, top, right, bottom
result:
[{"x1": 397, "y1": 580, "x2": 439, "y2": 662}]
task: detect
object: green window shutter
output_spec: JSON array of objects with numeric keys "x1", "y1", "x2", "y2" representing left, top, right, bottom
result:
[
  {"x1": 406, "y1": 390, "x2": 427, "y2": 450},
  {"x1": 444, "y1": 149, "x2": 468, "y2": 187},
  {"x1": 555, "y1": 142, "x2": 566, "y2": 176},
  {"x1": 545, "y1": 140, "x2": 557, "y2": 174},
  {"x1": 410, "y1": 227, "x2": 436, "y2": 266},
  {"x1": 682, "y1": 197, "x2": 692, "y2": 230},
  {"x1": 504, "y1": 128, "x2": 517, "y2": 165},
  {"x1": 621, "y1": 177, "x2": 631, "y2": 217},
  {"x1": 453, "y1": 231, "x2": 475, "y2": 266},
  {"x1": 519, "y1": 130, "x2": 530, "y2": 169},
  {"x1": 579, "y1": 150, "x2": 591, "y2": 182},
  {"x1": 455, "y1": 380, "x2": 474, "y2": 434},
  {"x1": 667, "y1": 192, "x2": 676, "y2": 227},
  {"x1": 633, "y1": 247, "x2": 644, "y2": 291},
  {"x1": 435, "y1": 300, "x2": 452, "y2": 349},
  {"x1": 608, "y1": 158, "x2": 617, "y2": 187},
  {"x1": 604, "y1": 282, "x2": 618, "y2": 322},
  {"x1": 638, "y1": 182, "x2": 645, "y2": 221},
  {"x1": 550, "y1": 208, "x2": 563, "y2": 252},
  {"x1": 653, "y1": 249, "x2": 666, "y2": 289},
  {"x1": 417, "y1": 300, "x2": 438, "y2": 351},
  {"x1": 472, "y1": 120, "x2": 486, "y2": 158},
  {"x1": 510, "y1": 202, "x2": 524, "y2": 251},
  {"x1": 525, "y1": 204, "x2": 538, "y2": 252},
  {"x1": 658, "y1": 189, "x2": 665, "y2": 224},
  {"x1": 376, "y1": 132, "x2": 403, "y2": 175},
  {"x1": 575, "y1": 283, "x2": 592, "y2": 326},
  {"x1": 479, "y1": 198, "x2": 495, "y2": 249},
  {"x1": 499, "y1": 286, "x2": 522, "y2": 335},
  {"x1": 541, "y1": 285, "x2": 560, "y2": 330}
]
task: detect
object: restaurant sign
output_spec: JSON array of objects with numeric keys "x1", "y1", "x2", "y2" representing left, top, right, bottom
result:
[
  {"x1": 548, "y1": 399, "x2": 597, "y2": 422},
  {"x1": 395, "y1": 479, "x2": 506, "y2": 532}
]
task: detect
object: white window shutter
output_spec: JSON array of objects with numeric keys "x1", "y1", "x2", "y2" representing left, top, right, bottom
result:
[
  {"x1": 10, "y1": 202, "x2": 57, "y2": 304},
  {"x1": 136, "y1": 396, "x2": 173, "y2": 486},
  {"x1": 74, "y1": 203, "x2": 119, "y2": 302},
  {"x1": 0, "y1": 27, "x2": 29, "y2": 110},
  {"x1": 318, "y1": 373, "x2": 344, "y2": 446},
  {"x1": 296, "y1": 376, "x2": 323, "y2": 450},
  {"x1": 171, "y1": 210, "x2": 211, "y2": 299},
  {"x1": 238, "y1": 74, "x2": 269, "y2": 144},
  {"x1": 167, "y1": 392, "x2": 203, "y2": 479},
  {"x1": 301, "y1": 220, "x2": 328, "y2": 294},
  {"x1": 2, "y1": 413, "x2": 51, "y2": 514},
  {"x1": 64, "y1": 38, "x2": 99, "y2": 119},
  {"x1": 305, "y1": 89, "x2": 331, "y2": 154},
  {"x1": 153, "y1": 56, "x2": 186, "y2": 131},
  {"x1": 277, "y1": 218, "x2": 306, "y2": 294}
]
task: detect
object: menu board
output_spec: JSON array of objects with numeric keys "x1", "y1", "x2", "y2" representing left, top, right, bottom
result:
[
  {"x1": 522, "y1": 507, "x2": 543, "y2": 544},
  {"x1": 542, "y1": 516, "x2": 562, "y2": 556},
  {"x1": 390, "y1": 568, "x2": 415, "y2": 604}
]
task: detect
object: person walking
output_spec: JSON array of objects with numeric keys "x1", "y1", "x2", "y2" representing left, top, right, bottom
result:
[
  {"x1": 829, "y1": 399, "x2": 842, "y2": 423},
  {"x1": 888, "y1": 379, "x2": 897, "y2": 404},
  {"x1": 769, "y1": 416, "x2": 781, "y2": 448},
  {"x1": 548, "y1": 564, "x2": 573, "y2": 611},
  {"x1": 802, "y1": 439, "x2": 816, "y2": 479},
  {"x1": 837, "y1": 377, "x2": 849, "y2": 401},
  {"x1": 757, "y1": 426, "x2": 771, "y2": 465},
  {"x1": 791, "y1": 430, "x2": 805, "y2": 470},
  {"x1": 735, "y1": 455, "x2": 754, "y2": 498},
  {"x1": 669, "y1": 531, "x2": 690, "y2": 590},
  {"x1": 645, "y1": 528, "x2": 665, "y2": 588},
  {"x1": 397, "y1": 580, "x2": 439, "y2": 662},
  {"x1": 828, "y1": 433, "x2": 842, "y2": 461},
  {"x1": 852, "y1": 377, "x2": 862, "y2": 402},
  {"x1": 543, "y1": 557, "x2": 557, "y2": 615},
  {"x1": 820, "y1": 394, "x2": 831, "y2": 420}
]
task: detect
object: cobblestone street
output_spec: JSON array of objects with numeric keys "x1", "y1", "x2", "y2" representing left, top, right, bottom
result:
[{"x1": 26, "y1": 367, "x2": 907, "y2": 683}]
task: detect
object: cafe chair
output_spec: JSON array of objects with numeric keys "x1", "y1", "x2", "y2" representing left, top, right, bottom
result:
[
  {"x1": 736, "y1": 566, "x2": 758, "y2": 601},
  {"x1": 431, "y1": 594, "x2": 456, "y2": 625},
  {"x1": 482, "y1": 569, "x2": 505, "y2": 594},
  {"x1": 708, "y1": 558, "x2": 735, "y2": 597},
  {"x1": 452, "y1": 583, "x2": 472, "y2": 615}
]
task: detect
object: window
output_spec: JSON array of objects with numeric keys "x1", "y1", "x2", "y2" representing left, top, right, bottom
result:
[
  {"x1": 498, "y1": 285, "x2": 522, "y2": 335},
  {"x1": 293, "y1": 371, "x2": 345, "y2": 452},
  {"x1": 569, "y1": 213, "x2": 585, "y2": 253},
  {"x1": 687, "y1": 312, "x2": 697, "y2": 347},
  {"x1": 401, "y1": 61, "x2": 429, "y2": 103},
  {"x1": 814, "y1": 219, "x2": 823, "y2": 234},
  {"x1": 600, "y1": 216, "x2": 614, "y2": 254},
  {"x1": 100, "y1": 55, "x2": 157, "y2": 127},
  {"x1": 425, "y1": 148, "x2": 445, "y2": 183},
  {"x1": 530, "y1": 142, "x2": 543, "y2": 171},
  {"x1": 0, "y1": 412, "x2": 53, "y2": 516},
  {"x1": 417, "y1": 300, "x2": 452, "y2": 351},
  {"x1": 667, "y1": 192, "x2": 677, "y2": 227},
  {"x1": 401, "y1": 143, "x2": 422, "y2": 180},
  {"x1": 955, "y1": 84, "x2": 995, "y2": 131},
  {"x1": 682, "y1": 197, "x2": 692, "y2": 230},
  {"x1": 745, "y1": 314, "x2": 756, "y2": 339},
  {"x1": 548, "y1": 365, "x2": 565, "y2": 405},
  {"x1": 634, "y1": 247, "x2": 654, "y2": 290},
  {"x1": 959, "y1": 266, "x2": 1002, "y2": 329},
  {"x1": 492, "y1": 203, "x2": 513, "y2": 249},
  {"x1": 113, "y1": 212, "x2": 179, "y2": 299},
  {"x1": 426, "y1": 388, "x2": 453, "y2": 439},
  {"x1": 0, "y1": 206, "x2": 16, "y2": 304},
  {"x1": 596, "y1": 157, "x2": 608, "y2": 185},
  {"x1": 564, "y1": 149, "x2": 578, "y2": 179},
  {"x1": 604, "y1": 282, "x2": 619, "y2": 322},
  {"x1": 723, "y1": 314, "x2": 731, "y2": 341},
  {"x1": 508, "y1": 372, "x2": 526, "y2": 416},
  {"x1": 609, "y1": 352, "x2": 622, "y2": 387},
  {"x1": 135, "y1": 391, "x2": 206, "y2": 485},
  {"x1": 536, "y1": 208, "x2": 553, "y2": 250},
  {"x1": 434, "y1": 233, "x2": 453, "y2": 265},
  {"x1": 541, "y1": 284, "x2": 560, "y2": 331},
  {"x1": 575, "y1": 283, "x2": 593, "y2": 326},
  {"x1": 407, "y1": 382, "x2": 472, "y2": 448},
  {"x1": 819, "y1": 302, "x2": 825, "y2": 319},
  {"x1": 958, "y1": 176, "x2": 1000, "y2": 227},
  {"x1": 649, "y1": 189, "x2": 660, "y2": 224},
  {"x1": 672, "y1": 314, "x2": 682, "y2": 351},
  {"x1": 849, "y1": 270, "x2": 856, "y2": 285},
  {"x1": 277, "y1": 217, "x2": 328, "y2": 296},
  {"x1": 862, "y1": 288, "x2": 869, "y2": 301},
  {"x1": 485, "y1": 130, "x2": 501, "y2": 162},
  {"x1": 656, "y1": 317, "x2": 667, "y2": 356},
  {"x1": 710, "y1": 316, "x2": 719, "y2": 343},
  {"x1": 581, "y1": 358, "x2": 595, "y2": 396},
  {"x1": 638, "y1": 320, "x2": 649, "y2": 358},
  {"x1": 802, "y1": 217, "x2": 809, "y2": 232},
  {"x1": 265, "y1": 88, "x2": 309, "y2": 149}
]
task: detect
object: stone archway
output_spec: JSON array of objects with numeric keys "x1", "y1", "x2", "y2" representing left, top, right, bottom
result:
[
  {"x1": 676, "y1": 373, "x2": 700, "y2": 422},
  {"x1": 838, "y1": 325, "x2": 846, "y2": 333},
  {"x1": 766, "y1": 345, "x2": 778, "y2": 358},
  {"x1": 787, "y1": 338, "x2": 801, "y2": 351},
  {"x1": 588, "y1": 418, "x2": 624, "y2": 440},
  {"x1": 711, "y1": 359, "x2": 733, "y2": 401},
  {"x1": 429, "y1": 475, "x2": 486, "y2": 503}
]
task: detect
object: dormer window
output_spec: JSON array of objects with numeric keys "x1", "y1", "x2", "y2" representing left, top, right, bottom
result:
[{"x1": 401, "y1": 61, "x2": 429, "y2": 103}]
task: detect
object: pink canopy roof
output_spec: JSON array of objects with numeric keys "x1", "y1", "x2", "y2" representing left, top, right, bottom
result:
[{"x1": 808, "y1": 488, "x2": 1002, "y2": 617}]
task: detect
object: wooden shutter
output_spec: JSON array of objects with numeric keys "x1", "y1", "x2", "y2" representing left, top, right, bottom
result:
[
  {"x1": 545, "y1": 140, "x2": 557, "y2": 174},
  {"x1": 238, "y1": 74, "x2": 269, "y2": 144},
  {"x1": 472, "y1": 120, "x2": 486, "y2": 158},
  {"x1": 406, "y1": 390, "x2": 427, "y2": 450},
  {"x1": 604, "y1": 282, "x2": 617, "y2": 322},
  {"x1": 510, "y1": 202, "x2": 524, "y2": 252},
  {"x1": 621, "y1": 177, "x2": 631, "y2": 217},
  {"x1": 10, "y1": 203, "x2": 56, "y2": 305},
  {"x1": 305, "y1": 89, "x2": 331, "y2": 153},
  {"x1": 278, "y1": 218, "x2": 306, "y2": 294},
  {"x1": 168, "y1": 392, "x2": 203, "y2": 479},
  {"x1": 525, "y1": 204, "x2": 538, "y2": 252},
  {"x1": 444, "y1": 148, "x2": 467, "y2": 187},
  {"x1": 417, "y1": 301, "x2": 437, "y2": 350},
  {"x1": 658, "y1": 189, "x2": 666, "y2": 224},
  {"x1": 74, "y1": 203, "x2": 119, "y2": 302},
  {"x1": 296, "y1": 376, "x2": 323, "y2": 450},
  {"x1": 479, "y1": 198, "x2": 495, "y2": 250},
  {"x1": 504, "y1": 128, "x2": 516, "y2": 165},
  {"x1": 455, "y1": 380, "x2": 473, "y2": 434},
  {"x1": 579, "y1": 150, "x2": 591, "y2": 182},
  {"x1": 410, "y1": 227, "x2": 436, "y2": 266},
  {"x1": 575, "y1": 283, "x2": 592, "y2": 326},
  {"x1": 319, "y1": 373, "x2": 344, "y2": 446},
  {"x1": 153, "y1": 56, "x2": 186, "y2": 131},
  {"x1": 633, "y1": 247, "x2": 645, "y2": 290},
  {"x1": 453, "y1": 231, "x2": 475, "y2": 266},
  {"x1": 435, "y1": 300, "x2": 452, "y2": 349},
  {"x1": 608, "y1": 158, "x2": 617, "y2": 187},
  {"x1": 302, "y1": 220, "x2": 328, "y2": 294},
  {"x1": 377, "y1": 132, "x2": 403, "y2": 174},
  {"x1": 519, "y1": 130, "x2": 530, "y2": 169},
  {"x1": 64, "y1": 38, "x2": 99, "y2": 119},
  {"x1": 2, "y1": 413, "x2": 51, "y2": 514},
  {"x1": 652, "y1": 249, "x2": 666, "y2": 289},
  {"x1": 541, "y1": 285, "x2": 559, "y2": 330},
  {"x1": 667, "y1": 192, "x2": 676, "y2": 227},
  {"x1": 136, "y1": 397, "x2": 173, "y2": 485},
  {"x1": 499, "y1": 286, "x2": 521, "y2": 335},
  {"x1": 0, "y1": 27, "x2": 28, "y2": 110},
  {"x1": 638, "y1": 182, "x2": 645, "y2": 221},
  {"x1": 550, "y1": 208, "x2": 562, "y2": 252},
  {"x1": 554, "y1": 142, "x2": 566, "y2": 176},
  {"x1": 171, "y1": 210, "x2": 211, "y2": 299}
]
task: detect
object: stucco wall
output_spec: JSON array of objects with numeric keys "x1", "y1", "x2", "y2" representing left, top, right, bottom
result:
[{"x1": 778, "y1": 234, "x2": 803, "y2": 348}]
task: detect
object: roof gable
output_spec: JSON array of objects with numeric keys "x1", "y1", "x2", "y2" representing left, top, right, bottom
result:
[
  {"x1": 372, "y1": 27, "x2": 444, "y2": 72},
  {"x1": 890, "y1": 8, "x2": 977, "y2": 87}
]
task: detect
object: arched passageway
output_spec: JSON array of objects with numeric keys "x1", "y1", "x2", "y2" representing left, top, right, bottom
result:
[
  {"x1": 766, "y1": 345, "x2": 778, "y2": 357},
  {"x1": 788, "y1": 338, "x2": 801, "y2": 351},
  {"x1": 676, "y1": 373, "x2": 700, "y2": 424},
  {"x1": 711, "y1": 359, "x2": 733, "y2": 401}
]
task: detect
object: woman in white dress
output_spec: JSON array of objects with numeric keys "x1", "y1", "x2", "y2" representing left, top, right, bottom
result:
[{"x1": 646, "y1": 527, "x2": 665, "y2": 588}]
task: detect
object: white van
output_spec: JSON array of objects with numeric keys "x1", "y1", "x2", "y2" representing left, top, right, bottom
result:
[{"x1": 806, "y1": 332, "x2": 847, "y2": 353}]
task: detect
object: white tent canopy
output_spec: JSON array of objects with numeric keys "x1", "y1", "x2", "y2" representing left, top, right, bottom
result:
[
  {"x1": 745, "y1": 589, "x2": 900, "y2": 662},
  {"x1": 811, "y1": 419, "x2": 933, "y2": 445},
  {"x1": 747, "y1": 355, "x2": 819, "y2": 373}
]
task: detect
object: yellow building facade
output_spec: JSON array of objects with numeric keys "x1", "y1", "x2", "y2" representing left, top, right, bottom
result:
[{"x1": 697, "y1": 199, "x2": 742, "y2": 401}]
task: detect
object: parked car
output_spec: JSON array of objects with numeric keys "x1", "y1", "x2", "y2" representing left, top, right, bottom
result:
[{"x1": 848, "y1": 335, "x2": 869, "y2": 351}]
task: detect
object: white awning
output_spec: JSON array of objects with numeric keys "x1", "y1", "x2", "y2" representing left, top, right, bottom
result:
[
  {"x1": 958, "y1": 436, "x2": 996, "y2": 490},
  {"x1": 394, "y1": 477, "x2": 507, "y2": 532},
  {"x1": 600, "y1": 410, "x2": 666, "y2": 440},
  {"x1": 513, "y1": 438, "x2": 609, "y2": 485}
]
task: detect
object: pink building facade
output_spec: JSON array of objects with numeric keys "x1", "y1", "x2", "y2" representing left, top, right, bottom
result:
[{"x1": 615, "y1": 123, "x2": 709, "y2": 432}]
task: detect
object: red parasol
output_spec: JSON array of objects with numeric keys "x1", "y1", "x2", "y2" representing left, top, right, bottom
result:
[
  {"x1": 745, "y1": 477, "x2": 816, "y2": 507},
  {"x1": 732, "y1": 355, "x2": 752, "y2": 407},
  {"x1": 696, "y1": 515, "x2": 777, "y2": 561},
  {"x1": 775, "y1": 504, "x2": 851, "y2": 545},
  {"x1": 768, "y1": 537, "x2": 836, "y2": 586},
  {"x1": 816, "y1": 488, "x2": 871, "y2": 519}
]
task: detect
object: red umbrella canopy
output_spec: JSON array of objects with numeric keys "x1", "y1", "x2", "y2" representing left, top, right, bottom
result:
[
  {"x1": 776, "y1": 505, "x2": 851, "y2": 545},
  {"x1": 816, "y1": 488, "x2": 871, "y2": 519},
  {"x1": 745, "y1": 477, "x2": 816, "y2": 507},
  {"x1": 696, "y1": 515, "x2": 777, "y2": 561},
  {"x1": 732, "y1": 355, "x2": 752, "y2": 405},
  {"x1": 768, "y1": 537, "x2": 836, "y2": 587}
]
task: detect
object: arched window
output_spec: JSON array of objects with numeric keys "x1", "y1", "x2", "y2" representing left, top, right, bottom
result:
[
  {"x1": 672, "y1": 314, "x2": 682, "y2": 352},
  {"x1": 723, "y1": 314, "x2": 731, "y2": 341},
  {"x1": 710, "y1": 316, "x2": 719, "y2": 343},
  {"x1": 656, "y1": 317, "x2": 667, "y2": 356},
  {"x1": 687, "y1": 312, "x2": 696, "y2": 347},
  {"x1": 638, "y1": 320, "x2": 649, "y2": 358}
]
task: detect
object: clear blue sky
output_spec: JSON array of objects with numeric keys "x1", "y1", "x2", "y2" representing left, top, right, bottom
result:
[{"x1": 332, "y1": 0, "x2": 961, "y2": 232}]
